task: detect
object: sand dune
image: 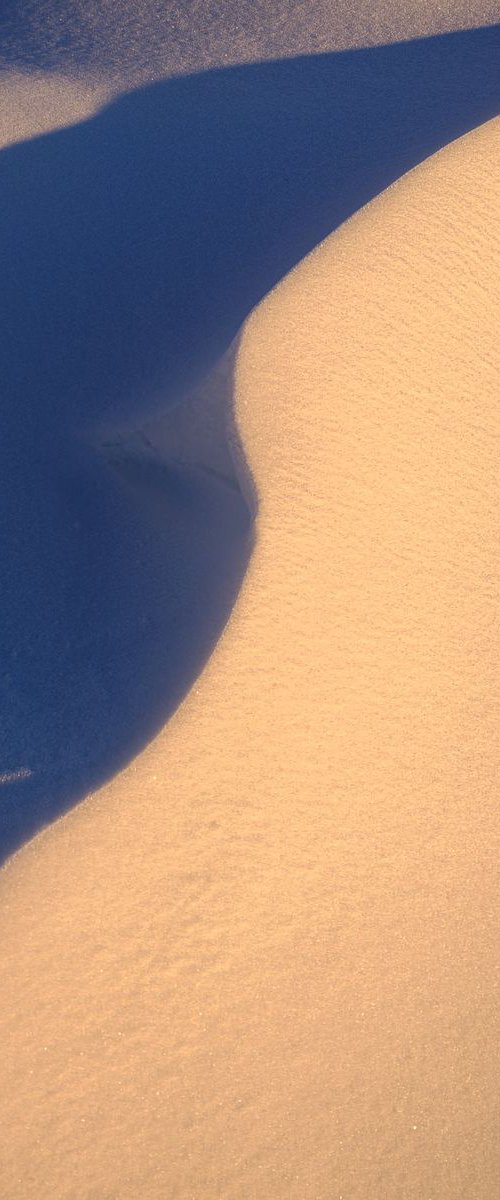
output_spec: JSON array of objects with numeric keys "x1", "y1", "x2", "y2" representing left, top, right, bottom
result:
[
  {"x1": 1, "y1": 118, "x2": 499, "y2": 1197},
  {"x1": 2, "y1": 25, "x2": 499, "y2": 861}
]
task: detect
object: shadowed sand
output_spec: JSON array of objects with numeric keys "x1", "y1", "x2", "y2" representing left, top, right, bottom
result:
[
  {"x1": 1, "y1": 118, "x2": 499, "y2": 1197},
  {"x1": 1, "y1": 0, "x2": 499, "y2": 81}
]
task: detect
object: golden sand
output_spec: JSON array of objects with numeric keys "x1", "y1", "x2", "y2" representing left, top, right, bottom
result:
[{"x1": 1, "y1": 118, "x2": 499, "y2": 1197}]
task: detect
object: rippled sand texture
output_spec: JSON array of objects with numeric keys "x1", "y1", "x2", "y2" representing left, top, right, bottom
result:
[
  {"x1": 1, "y1": 118, "x2": 499, "y2": 1198},
  {"x1": 2, "y1": 0, "x2": 500, "y2": 81}
]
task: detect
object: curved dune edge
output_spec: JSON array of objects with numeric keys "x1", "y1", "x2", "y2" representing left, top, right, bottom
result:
[{"x1": 1, "y1": 118, "x2": 499, "y2": 1198}]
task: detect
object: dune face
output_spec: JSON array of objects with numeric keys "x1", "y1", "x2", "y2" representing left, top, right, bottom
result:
[
  {"x1": 1, "y1": 27, "x2": 500, "y2": 859},
  {"x1": 1, "y1": 119, "x2": 499, "y2": 1197}
]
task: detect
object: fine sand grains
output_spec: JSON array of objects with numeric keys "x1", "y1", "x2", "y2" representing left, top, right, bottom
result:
[{"x1": 1, "y1": 118, "x2": 499, "y2": 1198}]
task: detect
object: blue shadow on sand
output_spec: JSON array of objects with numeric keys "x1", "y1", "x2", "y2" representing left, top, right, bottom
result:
[{"x1": 1, "y1": 25, "x2": 499, "y2": 861}]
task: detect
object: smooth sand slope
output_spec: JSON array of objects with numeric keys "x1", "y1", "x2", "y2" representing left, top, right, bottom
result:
[{"x1": 1, "y1": 118, "x2": 499, "y2": 1197}]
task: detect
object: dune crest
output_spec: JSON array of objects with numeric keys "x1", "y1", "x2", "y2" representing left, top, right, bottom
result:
[{"x1": 1, "y1": 118, "x2": 499, "y2": 1198}]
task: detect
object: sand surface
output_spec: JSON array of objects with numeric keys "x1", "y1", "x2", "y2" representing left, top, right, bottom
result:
[
  {"x1": 1, "y1": 0, "x2": 499, "y2": 82},
  {"x1": 1, "y1": 117, "x2": 499, "y2": 1197}
]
